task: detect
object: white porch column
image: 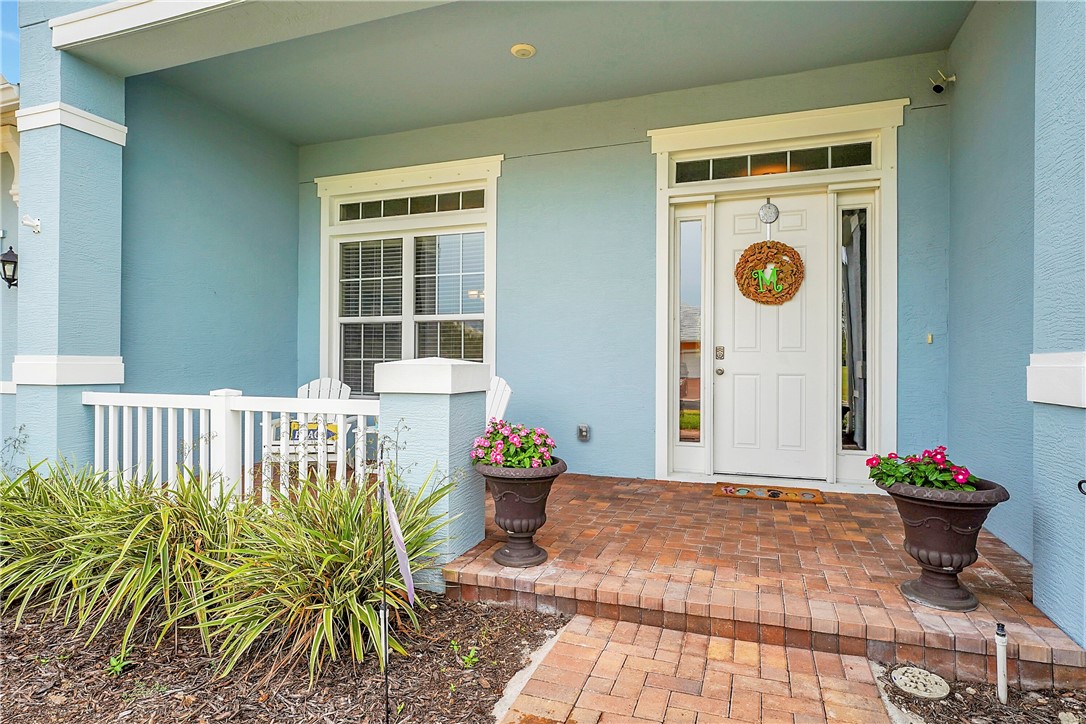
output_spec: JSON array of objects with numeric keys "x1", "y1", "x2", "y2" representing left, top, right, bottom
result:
[{"x1": 374, "y1": 358, "x2": 489, "y2": 591}]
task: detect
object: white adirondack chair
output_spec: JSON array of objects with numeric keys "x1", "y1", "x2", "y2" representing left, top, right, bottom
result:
[
  {"x1": 291, "y1": 378, "x2": 354, "y2": 461},
  {"x1": 486, "y1": 376, "x2": 512, "y2": 423}
]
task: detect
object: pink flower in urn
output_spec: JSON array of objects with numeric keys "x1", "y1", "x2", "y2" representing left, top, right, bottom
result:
[
  {"x1": 490, "y1": 451, "x2": 505, "y2": 465},
  {"x1": 887, "y1": 452, "x2": 899, "y2": 459},
  {"x1": 931, "y1": 450, "x2": 947, "y2": 464},
  {"x1": 501, "y1": 426, "x2": 512, "y2": 436},
  {"x1": 542, "y1": 450, "x2": 551, "y2": 460},
  {"x1": 865, "y1": 455, "x2": 881, "y2": 468},
  {"x1": 531, "y1": 459, "x2": 542, "y2": 468},
  {"x1": 546, "y1": 437, "x2": 555, "y2": 446},
  {"x1": 532, "y1": 434, "x2": 542, "y2": 445},
  {"x1": 510, "y1": 435, "x2": 522, "y2": 447},
  {"x1": 494, "y1": 440, "x2": 505, "y2": 453},
  {"x1": 953, "y1": 470, "x2": 969, "y2": 484}
]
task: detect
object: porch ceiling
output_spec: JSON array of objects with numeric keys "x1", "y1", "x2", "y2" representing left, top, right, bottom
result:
[{"x1": 145, "y1": 1, "x2": 971, "y2": 146}]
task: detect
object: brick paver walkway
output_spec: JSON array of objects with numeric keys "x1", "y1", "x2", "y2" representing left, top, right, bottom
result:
[
  {"x1": 447, "y1": 475, "x2": 1086, "y2": 690},
  {"x1": 500, "y1": 615, "x2": 891, "y2": 723}
]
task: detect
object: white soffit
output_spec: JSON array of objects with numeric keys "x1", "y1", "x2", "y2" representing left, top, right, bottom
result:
[
  {"x1": 1027, "y1": 352, "x2": 1086, "y2": 409},
  {"x1": 648, "y1": 99, "x2": 910, "y2": 154},
  {"x1": 50, "y1": 0, "x2": 449, "y2": 77}
]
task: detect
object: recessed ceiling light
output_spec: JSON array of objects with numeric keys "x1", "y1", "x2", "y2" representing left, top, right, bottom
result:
[{"x1": 510, "y1": 43, "x2": 536, "y2": 59}]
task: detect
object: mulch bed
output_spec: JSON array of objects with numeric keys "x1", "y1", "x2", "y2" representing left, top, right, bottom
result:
[
  {"x1": 1, "y1": 594, "x2": 568, "y2": 723},
  {"x1": 880, "y1": 664, "x2": 1086, "y2": 723}
]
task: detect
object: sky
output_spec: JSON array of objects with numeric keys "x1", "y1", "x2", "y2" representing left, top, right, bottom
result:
[{"x1": 1, "y1": 0, "x2": 18, "y2": 84}]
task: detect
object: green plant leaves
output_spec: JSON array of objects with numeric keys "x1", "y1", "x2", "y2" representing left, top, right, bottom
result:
[{"x1": 1, "y1": 463, "x2": 451, "y2": 683}]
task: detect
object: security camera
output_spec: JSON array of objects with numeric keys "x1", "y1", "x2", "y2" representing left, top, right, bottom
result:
[{"x1": 929, "y1": 70, "x2": 956, "y2": 94}]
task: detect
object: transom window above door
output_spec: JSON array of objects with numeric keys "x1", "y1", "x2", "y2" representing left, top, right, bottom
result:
[{"x1": 316, "y1": 156, "x2": 502, "y2": 396}]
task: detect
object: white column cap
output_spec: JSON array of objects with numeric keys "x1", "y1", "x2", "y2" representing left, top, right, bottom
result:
[{"x1": 374, "y1": 358, "x2": 490, "y2": 395}]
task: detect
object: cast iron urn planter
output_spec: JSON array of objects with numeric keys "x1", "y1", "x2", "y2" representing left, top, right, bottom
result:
[
  {"x1": 885, "y1": 478, "x2": 1009, "y2": 612},
  {"x1": 475, "y1": 457, "x2": 567, "y2": 567}
]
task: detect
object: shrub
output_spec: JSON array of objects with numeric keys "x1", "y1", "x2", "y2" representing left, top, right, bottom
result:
[
  {"x1": 1, "y1": 463, "x2": 451, "y2": 681},
  {"x1": 189, "y1": 466, "x2": 451, "y2": 680},
  {"x1": 1, "y1": 464, "x2": 241, "y2": 656}
]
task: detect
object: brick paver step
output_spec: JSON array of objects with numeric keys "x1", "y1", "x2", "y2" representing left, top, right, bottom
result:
[
  {"x1": 446, "y1": 475, "x2": 1086, "y2": 691},
  {"x1": 499, "y1": 615, "x2": 891, "y2": 724}
]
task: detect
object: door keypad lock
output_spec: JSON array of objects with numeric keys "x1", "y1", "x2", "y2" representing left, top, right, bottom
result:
[{"x1": 715, "y1": 346, "x2": 725, "y2": 360}]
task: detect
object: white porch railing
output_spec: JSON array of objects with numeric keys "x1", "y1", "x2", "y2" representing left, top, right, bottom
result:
[{"x1": 81, "y1": 389, "x2": 379, "y2": 500}]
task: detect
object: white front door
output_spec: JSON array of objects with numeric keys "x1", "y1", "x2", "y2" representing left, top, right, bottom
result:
[{"x1": 712, "y1": 192, "x2": 829, "y2": 479}]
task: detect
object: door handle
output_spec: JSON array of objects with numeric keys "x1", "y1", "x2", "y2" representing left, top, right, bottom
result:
[
  {"x1": 715, "y1": 368, "x2": 725, "y2": 376},
  {"x1": 1078, "y1": 480, "x2": 1086, "y2": 496}
]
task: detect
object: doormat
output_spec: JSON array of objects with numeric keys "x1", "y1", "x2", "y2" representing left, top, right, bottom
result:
[{"x1": 713, "y1": 483, "x2": 826, "y2": 504}]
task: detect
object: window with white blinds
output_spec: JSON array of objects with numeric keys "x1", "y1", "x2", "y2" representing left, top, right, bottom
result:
[
  {"x1": 337, "y1": 232, "x2": 486, "y2": 394},
  {"x1": 319, "y1": 156, "x2": 500, "y2": 396}
]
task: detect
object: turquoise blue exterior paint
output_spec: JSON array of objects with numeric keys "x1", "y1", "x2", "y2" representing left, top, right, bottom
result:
[
  {"x1": 378, "y1": 390, "x2": 486, "y2": 591},
  {"x1": 15, "y1": 11, "x2": 124, "y2": 464},
  {"x1": 121, "y1": 76, "x2": 299, "y2": 397},
  {"x1": 16, "y1": 17, "x2": 123, "y2": 123},
  {"x1": 496, "y1": 145, "x2": 655, "y2": 475},
  {"x1": 297, "y1": 51, "x2": 953, "y2": 476},
  {"x1": 1031, "y1": 0, "x2": 1086, "y2": 648},
  {"x1": 896, "y1": 105, "x2": 950, "y2": 452},
  {"x1": 946, "y1": 1, "x2": 1037, "y2": 559}
]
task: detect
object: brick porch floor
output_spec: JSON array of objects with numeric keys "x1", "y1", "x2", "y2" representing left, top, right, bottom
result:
[
  {"x1": 444, "y1": 475, "x2": 1086, "y2": 691},
  {"x1": 499, "y1": 615, "x2": 890, "y2": 723}
]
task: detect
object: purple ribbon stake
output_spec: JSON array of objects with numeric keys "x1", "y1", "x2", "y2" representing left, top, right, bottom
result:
[{"x1": 378, "y1": 462, "x2": 415, "y2": 606}]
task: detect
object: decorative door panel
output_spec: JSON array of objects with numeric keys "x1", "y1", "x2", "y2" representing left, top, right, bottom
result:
[{"x1": 713, "y1": 194, "x2": 828, "y2": 479}]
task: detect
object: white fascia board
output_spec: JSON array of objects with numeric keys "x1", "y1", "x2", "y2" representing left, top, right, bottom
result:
[
  {"x1": 374, "y1": 358, "x2": 490, "y2": 396},
  {"x1": 316, "y1": 156, "x2": 504, "y2": 198},
  {"x1": 12, "y1": 355, "x2": 125, "y2": 386},
  {"x1": 0, "y1": 381, "x2": 15, "y2": 395},
  {"x1": 50, "y1": 0, "x2": 241, "y2": 49},
  {"x1": 648, "y1": 99, "x2": 909, "y2": 155},
  {"x1": 1027, "y1": 351, "x2": 1086, "y2": 408},
  {"x1": 16, "y1": 102, "x2": 127, "y2": 146}
]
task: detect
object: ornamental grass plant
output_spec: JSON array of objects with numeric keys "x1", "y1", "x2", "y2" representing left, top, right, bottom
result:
[
  {"x1": 1, "y1": 462, "x2": 451, "y2": 681},
  {"x1": 187, "y1": 469, "x2": 451, "y2": 680}
]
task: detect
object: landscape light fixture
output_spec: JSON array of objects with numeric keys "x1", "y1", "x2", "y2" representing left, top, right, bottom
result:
[{"x1": 1, "y1": 246, "x2": 17, "y2": 288}]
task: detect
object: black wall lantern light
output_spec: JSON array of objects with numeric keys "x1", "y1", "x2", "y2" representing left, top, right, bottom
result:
[{"x1": 1, "y1": 246, "x2": 17, "y2": 288}]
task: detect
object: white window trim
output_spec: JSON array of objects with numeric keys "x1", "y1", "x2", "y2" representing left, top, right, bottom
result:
[
  {"x1": 316, "y1": 156, "x2": 502, "y2": 391},
  {"x1": 649, "y1": 100, "x2": 906, "y2": 487}
]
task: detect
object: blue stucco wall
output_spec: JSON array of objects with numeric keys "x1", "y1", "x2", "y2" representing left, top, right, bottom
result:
[
  {"x1": 122, "y1": 76, "x2": 299, "y2": 396},
  {"x1": 1031, "y1": 0, "x2": 1086, "y2": 648},
  {"x1": 946, "y1": 1, "x2": 1037, "y2": 559},
  {"x1": 298, "y1": 51, "x2": 952, "y2": 477}
]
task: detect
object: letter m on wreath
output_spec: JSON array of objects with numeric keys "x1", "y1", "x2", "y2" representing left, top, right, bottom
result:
[{"x1": 752, "y1": 267, "x2": 784, "y2": 294}]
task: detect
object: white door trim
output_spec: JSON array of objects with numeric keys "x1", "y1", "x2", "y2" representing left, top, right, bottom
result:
[{"x1": 650, "y1": 100, "x2": 905, "y2": 482}]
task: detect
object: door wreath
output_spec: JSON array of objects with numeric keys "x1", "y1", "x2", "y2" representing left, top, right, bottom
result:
[{"x1": 734, "y1": 240, "x2": 805, "y2": 305}]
